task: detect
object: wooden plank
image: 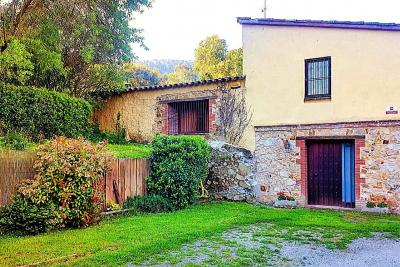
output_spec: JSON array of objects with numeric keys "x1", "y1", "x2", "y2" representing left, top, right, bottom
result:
[
  {"x1": 106, "y1": 159, "x2": 119, "y2": 204},
  {"x1": 113, "y1": 180, "x2": 122, "y2": 205},
  {"x1": 124, "y1": 158, "x2": 131, "y2": 201},
  {"x1": 0, "y1": 153, "x2": 150, "y2": 207},
  {"x1": 119, "y1": 158, "x2": 125, "y2": 201},
  {"x1": 133, "y1": 159, "x2": 138, "y2": 196},
  {"x1": 308, "y1": 141, "x2": 343, "y2": 207},
  {"x1": 0, "y1": 153, "x2": 36, "y2": 206},
  {"x1": 136, "y1": 159, "x2": 143, "y2": 196}
]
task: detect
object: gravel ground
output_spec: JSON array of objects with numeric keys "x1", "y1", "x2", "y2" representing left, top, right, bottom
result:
[
  {"x1": 129, "y1": 224, "x2": 400, "y2": 267},
  {"x1": 281, "y1": 237, "x2": 400, "y2": 267}
]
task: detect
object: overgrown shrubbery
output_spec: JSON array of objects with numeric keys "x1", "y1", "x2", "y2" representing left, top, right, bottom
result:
[
  {"x1": 88, "y1": 120, "x2": 128, "y2": 145},
  {"x1": 0, "y1": 137, "x2": 109, "y2": 235},
  {"x1": 123, "y1": 195, "x2": 175, "y2": 214},
  {"x1": 0, "y1": 83, "x2": 92, "y2": 139},
  {"x1": 147, "y1": 135, "x2": 211, "y2": 209},
  {"x1": 1, "y1": 132, "x2": 30, "y2": 150},
  {"x1": 0, "y1": 195, "x2": 56, "y2": 235}
]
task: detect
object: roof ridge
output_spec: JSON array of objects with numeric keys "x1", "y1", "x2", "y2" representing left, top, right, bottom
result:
[
  {"x1": 237, "y1": 17, "x2": 400, "y2": 31},
  {"x1": 125, "y1": 76, "x2": 245, "y2": 91}
]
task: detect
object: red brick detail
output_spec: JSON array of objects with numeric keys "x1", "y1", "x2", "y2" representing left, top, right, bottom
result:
[
  {"x1": 354, "y1": 138, "x2": 366, "y2": 200},
  {"x1": 296, "y1": 140, "x2": 308, "y2": 200},
  {"x1": 296, "y1": 138, "x2": 366, "y2": 204},
  {"x1": 160, "y1": 103, "x2": 168, "y2": 134},
  {"x1": 208, "y1": 99, "x2": 217, "y2": 132}
]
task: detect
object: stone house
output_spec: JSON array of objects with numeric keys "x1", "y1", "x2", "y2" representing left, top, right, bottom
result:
[
  {"x1": 238, "y1": 18, "x2": 400, "y2": 213},
  {"x1": 94, "y1": 76, "x2": 246, "y2": 144}
]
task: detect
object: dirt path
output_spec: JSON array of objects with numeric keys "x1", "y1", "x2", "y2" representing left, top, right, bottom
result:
[{"x1": 129, "y1": 223, "x2": 400, "y2": 266}]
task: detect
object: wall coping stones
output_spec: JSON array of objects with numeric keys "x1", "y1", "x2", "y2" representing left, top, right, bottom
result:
[{"x1": 255, "y1": 120, "x2": 400, "y2": 132}]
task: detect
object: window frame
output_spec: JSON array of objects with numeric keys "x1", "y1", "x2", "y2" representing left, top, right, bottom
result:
[
  {"x1": 304, "y1": 56, "x2": 332, "y2": 100},
  {"x1": 167, "y1": 99, "x2": 210, "y2": 135}
]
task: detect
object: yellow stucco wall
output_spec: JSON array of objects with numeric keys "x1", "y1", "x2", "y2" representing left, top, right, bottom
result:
[
  {"x1": 242, "y1": 25, "x2": 400, "y2": 149},
  {"x1": 94, "y1": 80, "x2": 247, "y2": 144}
]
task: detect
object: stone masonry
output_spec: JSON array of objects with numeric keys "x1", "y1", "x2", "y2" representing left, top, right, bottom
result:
[
  {"x1": 206, "y1": 141, "x2": 256, "y2": 202},
  {"x1": 254, "y1": 121, "x2": 400, "y2": 214}
]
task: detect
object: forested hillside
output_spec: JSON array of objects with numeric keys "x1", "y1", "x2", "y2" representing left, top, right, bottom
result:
[{"x1": 142, "y1": 59, "x2": 194, "y2": 74}]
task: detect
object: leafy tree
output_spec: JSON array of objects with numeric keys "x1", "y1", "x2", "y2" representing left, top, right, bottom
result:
[
  {"x1": 123, "y1": 62, "x2": 162, "y2": 86},
  {"x1": 0, "y1": 37, "x2": 69, "y2": 89},
  {"x1": 223, "y1": 48, "x2": 243, "y2": 79},
  {"x1": 163, "y1": 64, "x2": 196, "y2": 84},
  {"x1": 194, "y1": 35, "x2": 243, "y2": 80},
  {"x1": 0, "y1": 38, "x2": 33, "y2": 85},
  {"x1": 22, "y1": 37, "x2": 68, "y2": 90},
  {"x1": 0, "y1": 0, "x2": 152, "y2": 98}
]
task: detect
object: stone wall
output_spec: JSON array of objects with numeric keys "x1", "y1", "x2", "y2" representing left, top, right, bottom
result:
[
  {"x1": 254, "y1": 121, "x2": 400, "y2": 214},
  {"x1": 205, "y1": 141, "x2": 256, "y2": 202},
  {"x1": 94, "y1": 78, "x2": 247, "y2": 145}
]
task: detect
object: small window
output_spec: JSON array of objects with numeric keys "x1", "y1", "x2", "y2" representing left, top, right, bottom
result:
[
  {"x1": 305, "y1": 57, "x2": 331, "y2": 99},
  {"x1": 168, "y1": 100, "x2": 209, "y2": 134}
]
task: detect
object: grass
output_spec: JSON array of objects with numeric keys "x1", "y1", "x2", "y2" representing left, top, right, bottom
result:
[
  {"x1": 0, "y1": 137, "x2": 37, "y2": 152},
  {"x1": 0, "y1": 202, "x2": 399, "y2": 267},
  {"x1": 106, "y1": 143, "x2": 151, "y2": 158},
  {"x1": 0, "y1": 137, "x2": 151, "y2": 159}
]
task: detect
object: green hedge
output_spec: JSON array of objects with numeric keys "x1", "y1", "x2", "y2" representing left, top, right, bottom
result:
[
  {"x1": 147, "y1": 135, "x2": 211, "y2": 209},
  {"x1": 0, "y1": 83, "x2": 92, "y2": 138},
  {"x1": 123, "y1": 195, "x2": 175, "y2": 214}
]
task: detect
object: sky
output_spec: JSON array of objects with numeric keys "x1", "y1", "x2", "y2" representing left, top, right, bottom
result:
[{"x1": 131, "y1": 0, "x2": 400, "y2": 60}]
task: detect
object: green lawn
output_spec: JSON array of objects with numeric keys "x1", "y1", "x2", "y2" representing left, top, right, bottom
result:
[
  {"x1": 0, "y1": 137, "x2": 37, "y2": 152},
  {"x1": 0, "y1": 202, "x2": 399, "y2": 266},
  {"x1": 0, "y1": 138, "x2": 151, "y2": 159},
  {"x1": 106, "y1": 143, "x2": 151, "y2": 158}
]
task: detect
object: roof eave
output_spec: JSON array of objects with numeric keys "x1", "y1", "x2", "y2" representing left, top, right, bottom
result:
[{"x1": 237, "y1": 18, "x2": 400, "y2": 32}]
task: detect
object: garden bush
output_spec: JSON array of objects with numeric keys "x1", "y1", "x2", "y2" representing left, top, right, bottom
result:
[
  {"x1": 2, "y1": 132, "x2": 30, "y2": 150},
  {"x1": 0, "y1": 137, "x2": 109, "y2": 235},
  {"x1": 88, "y1": 120, "x2": 128, "y2": 144},
  {"x1": 147, "y1": 135, "x2": 211, "y2": 209},
  {"x1": 123, "y1": 195, "x2": 175, "y2": 213},
  {"x1": 0, "y1": 194, "x2": 57, "y2": 236},
  {"x1": 0, "y1": 83, "x2": 92, "y2": 139}
]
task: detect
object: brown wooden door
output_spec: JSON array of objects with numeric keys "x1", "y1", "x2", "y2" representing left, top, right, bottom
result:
[{"x1": 307, "y1": 140, "x2": 342, "y2": 206}]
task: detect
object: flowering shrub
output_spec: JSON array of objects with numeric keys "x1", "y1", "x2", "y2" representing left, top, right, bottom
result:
[
  {"x1": 366, "y1": 195, "x2": 388, "y2": 208},
  {"x1": 277, "y1": 192, "x2": 295, "y2": 201},
  {"x1": 0, "y1": 137, "x2": 110, "y2": 235}
]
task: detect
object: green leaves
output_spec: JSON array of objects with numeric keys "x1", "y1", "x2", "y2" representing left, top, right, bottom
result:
[
  {"x1": 0, "y1": 39, "x2": 34, "y2": 85},
  {"x1": 163, "y1": 64, "x2": 196, "y2": 85},
  {"x1": 0, "y1": 137, "x2": 109, "y2": 235},
  {"x1": 147, "y1": 135, "x2": 211, "y2": 209},
  {"x1": 194, "y1": 35, "x2": 243, "y2": 80},
  {"x1": 0, "y1": 0, "x2": 152, "y2": 99},
  {"x1": 122, "y1": 62, "x2": 162, "y2": 86},
  {"x1": 0, "y1": 83, "x2": 92, "y2": 139}
]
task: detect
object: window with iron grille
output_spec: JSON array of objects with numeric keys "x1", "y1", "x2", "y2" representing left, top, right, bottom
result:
[
  {"x1": 167, "y1": 100, "x2": 209, "y2": 135},
  {"x1": 305, "y1": 57, "x2": 331, "y2": 99}
]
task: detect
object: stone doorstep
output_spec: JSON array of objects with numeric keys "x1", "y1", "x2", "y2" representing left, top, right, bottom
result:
[
  {"x1": 361, "y1": 207, "x2": 390, "y2": 214},
  {"x1": 305, "y1": 205, "x2": 356, "y2": 212}
]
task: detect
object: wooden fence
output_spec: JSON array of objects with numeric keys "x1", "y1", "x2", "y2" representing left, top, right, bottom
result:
[
  {"x1": 104, "y1": 158, "x2": 150, "y2": 206},
  {"x1": 0, "y1": 152, "x2": 36, "y2": 207},
  {"x1": 0, "y1": 153, "x2": 149, "y2": 207}
]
